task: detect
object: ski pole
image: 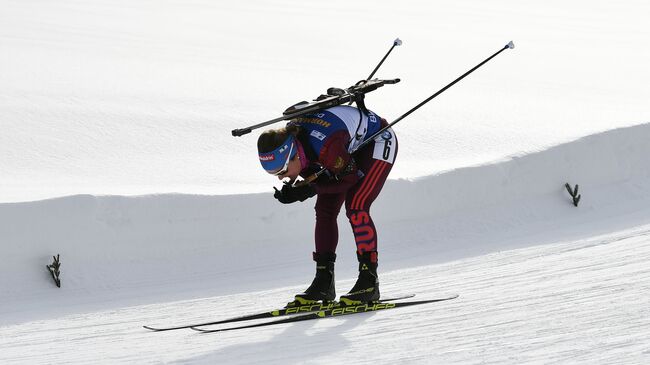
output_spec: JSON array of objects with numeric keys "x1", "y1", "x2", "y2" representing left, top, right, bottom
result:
[
  {"x1": 352, "y1": 41, "x2": 515, "y2": 154},
  {"x1": 366, "y1": 38, "x2": 402, "y2": 81},
  {"x1": 232, "y1": 38, "x2": 403, "y2": 137}
]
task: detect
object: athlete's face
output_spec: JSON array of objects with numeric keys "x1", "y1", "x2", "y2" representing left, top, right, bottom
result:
[{"x1": 276, "y1": 154, "x2": 301, "y2": 184}]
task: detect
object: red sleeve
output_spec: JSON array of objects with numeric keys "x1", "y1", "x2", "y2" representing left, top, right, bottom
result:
[
  {"x1": 313, "y1": 131, "x2": 359, "y2": 194},
  {"x1": 318, "y1": 131, "x2": 351, "y2": 174}
]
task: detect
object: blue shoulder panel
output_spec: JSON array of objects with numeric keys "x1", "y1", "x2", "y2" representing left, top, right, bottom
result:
[{"x1": 294, "y1": 110, "x2": 348, "y2": 155}]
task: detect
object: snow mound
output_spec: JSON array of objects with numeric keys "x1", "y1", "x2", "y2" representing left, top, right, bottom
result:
[{"x1": 2, "y1": 123, "x2": 650, "y2": 325}]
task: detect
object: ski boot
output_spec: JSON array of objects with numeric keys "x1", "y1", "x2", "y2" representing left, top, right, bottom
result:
[
  {"x1": 339, "y1": 251, "x2": 380, "y2": 306},
  {"x1": 287, "y1": 252, "x2": 336, "y2": 307}
]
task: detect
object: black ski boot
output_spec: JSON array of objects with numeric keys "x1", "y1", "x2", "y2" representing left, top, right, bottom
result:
[
  {"x1": 339, "y1": 251, "x2": 380, "y2": 306},
  {"x1": 289, "y1": 252, "x2": 336, "y2": 307}
]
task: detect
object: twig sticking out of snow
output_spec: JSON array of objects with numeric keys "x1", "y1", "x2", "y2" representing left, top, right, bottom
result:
[
  {"x1": 46, "y1": 254, "x2": 61, "y2": 288},
  {"x1": 565, "y1": 183, "x2": 581, "y2": 207}
]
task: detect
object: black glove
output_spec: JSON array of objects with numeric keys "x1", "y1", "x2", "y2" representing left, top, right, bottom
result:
[
  {"x1": 319, "y1": 158, "x2": 359, "y2": 182},
  {"x1": 273, "y1": 184, "x2": 316, "y2": 204}
]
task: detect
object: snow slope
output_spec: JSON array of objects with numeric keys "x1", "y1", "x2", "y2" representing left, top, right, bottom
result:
[
  {"x1": 2, "y1": 225, "x2": 648, "y2": 364},
  {"x1": 2, "y1": 0, "x2": 649, "y2": 202},
  {"x1": 1, "y1": 123, "x2": 650, "y2": 363}
]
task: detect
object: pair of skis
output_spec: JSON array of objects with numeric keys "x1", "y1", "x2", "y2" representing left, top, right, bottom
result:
[{"x1": 143, "y1": 294, "x2": 458, "y2": 334}]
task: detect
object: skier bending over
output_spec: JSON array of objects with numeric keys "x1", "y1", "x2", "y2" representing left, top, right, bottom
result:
[{"x1": 257, "y1": 105, "x2": 397, "y2": 306}]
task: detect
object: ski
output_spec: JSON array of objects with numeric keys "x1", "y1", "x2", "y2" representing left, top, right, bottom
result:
[
  {"x1": 143, "y1": 294, "x2": 415, "y2": 332},
  {"x1": 191, "y1": 295, "x2": 458, "y2": 334}
]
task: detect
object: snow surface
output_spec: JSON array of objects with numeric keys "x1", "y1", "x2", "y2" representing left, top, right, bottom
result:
[
  {"x1": 1, "y1": 1, "x2": 650, "y2": 364},
  {"x1": 2, "y1": 0, "x2": 649, "y2": 202}
]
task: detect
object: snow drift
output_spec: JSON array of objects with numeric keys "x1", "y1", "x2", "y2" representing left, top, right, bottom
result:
[{"x1": 2, "y1": 122, "x2": 650, "y2": 326}]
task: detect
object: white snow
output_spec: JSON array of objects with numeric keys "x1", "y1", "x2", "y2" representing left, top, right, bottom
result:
[{"x1": 1, "y1": 1, "x2": 650, "y2": 364}]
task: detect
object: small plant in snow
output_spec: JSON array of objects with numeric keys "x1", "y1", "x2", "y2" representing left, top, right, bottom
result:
[
  {"x1": 565, "y1": 183, "x2": 581, "y2": 207},
  {"x1": 46, "y1": 254, "x2": 61, "y2": 288}
]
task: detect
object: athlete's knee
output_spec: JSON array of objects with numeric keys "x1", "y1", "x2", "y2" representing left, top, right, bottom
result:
[
  {"x1": 316, "y1": 206, "x2": 341, "y2": 222},
  {"x1": 315, "y1": 199, "x2": 342, "y2": 221},
  {"x1": 346, "y1": 209, "x2": 369, "y2": 223}
]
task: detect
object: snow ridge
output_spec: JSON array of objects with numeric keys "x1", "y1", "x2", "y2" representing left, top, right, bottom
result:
[{"x1": 2, "y1": 123, "x2": 650, "y2": 327}]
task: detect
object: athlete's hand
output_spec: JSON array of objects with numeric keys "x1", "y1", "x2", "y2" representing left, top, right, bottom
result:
[{"x1": 273, "y1": 184, "x2": 316, "y2": 204}]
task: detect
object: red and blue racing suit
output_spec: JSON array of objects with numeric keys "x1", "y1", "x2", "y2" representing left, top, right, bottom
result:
[{"x1": 291, "y1": 105, "x2": 398, "y2": 258}]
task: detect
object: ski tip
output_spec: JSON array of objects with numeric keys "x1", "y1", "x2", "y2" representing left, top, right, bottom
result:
[
  {"x1": 391, "y1": 293, "x2": 416, "y2": 300},
  {"x1": 143, "y1": 326, "x2": 159, "y2": 331},
  {"x1": 418, "y1": 294, "x2": 459, "y2": 304},
  {"x1": 421, "y1": 293, "x2": 459, "y2": 302},
  {"x1": 443, "y1": 293, "x2": 460, "y2": 301}
]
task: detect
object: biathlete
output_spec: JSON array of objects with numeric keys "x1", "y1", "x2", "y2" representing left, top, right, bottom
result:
[{"x1": 257, "y1": 105, "x2": 397, "y2": 306}]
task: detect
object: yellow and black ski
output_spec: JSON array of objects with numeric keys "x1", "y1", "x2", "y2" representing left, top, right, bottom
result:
[
  {"x1": 190, "y1": 295, "x2": 458, "y2": 334},
  {"x1": 143, "y1": 294, "x2": 416, "y2": 332}
]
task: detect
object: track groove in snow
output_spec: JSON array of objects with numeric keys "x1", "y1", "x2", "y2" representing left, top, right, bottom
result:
[{"x1": 1, "y1": 225, "x2": 648, "y2": 364}]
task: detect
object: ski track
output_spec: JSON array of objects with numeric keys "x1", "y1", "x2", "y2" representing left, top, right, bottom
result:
[{"x1": 1, "y1": 225, "x2": 648, "y2": 364}]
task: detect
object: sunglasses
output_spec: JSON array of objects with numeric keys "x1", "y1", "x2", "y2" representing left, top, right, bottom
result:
[{"x1": 269, "y1": 140, "x2": 295, "y2": 176}]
